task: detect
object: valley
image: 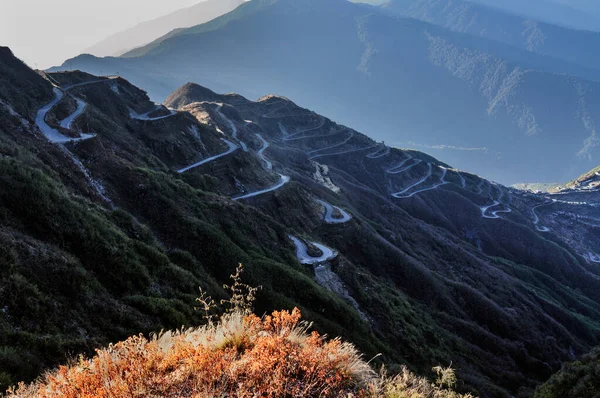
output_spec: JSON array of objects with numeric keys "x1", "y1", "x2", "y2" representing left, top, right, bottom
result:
[{"x1": 3, "y1": 40, "x2": 600, "y2": 396}]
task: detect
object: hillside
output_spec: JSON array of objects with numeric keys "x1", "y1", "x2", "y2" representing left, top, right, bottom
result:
[
  {"x1": 534, "y1": 347, "x2": 600, "y2": 398},
  {"x1": 52, "y1": 0, "x2": 600, "y2": 185},
  {"x1": 3, "y1": 45, "x2": 600, "y2": 396},
  {"x1": 467, "y1": 0, "x2": 600, "y2": 31},
  {"x1": 382, "y1": 0, "x2": 600, "y2": 71},
  {"x1": 84, "y1": 0, "x2": 245, "y2": 57},
  {"x1": 558, "y1": 165, "x2": 600, "y2": 192}
]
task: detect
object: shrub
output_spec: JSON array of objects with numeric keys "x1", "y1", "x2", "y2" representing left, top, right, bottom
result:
[{"x1": 7, "y1": 266, "x2": 473, "y2": 398}]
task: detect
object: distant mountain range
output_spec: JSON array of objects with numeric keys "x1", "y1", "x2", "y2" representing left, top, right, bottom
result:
[
  {"x1": 84, "y1": 0, "x2": 245, "y2": 57},
  {"x1": 382, "y1": 0, "x2": 600, "y2": 71},
  {"x1": 468, "y1": 0, "x2": 600, "y2": 31},
  {"x1": 51, "y1": 0, "x2": 600, "y2": 184}
]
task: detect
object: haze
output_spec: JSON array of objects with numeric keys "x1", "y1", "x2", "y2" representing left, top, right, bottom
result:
[{"x1": 0, "y1": 0, "x2": 203, "y2": 69}]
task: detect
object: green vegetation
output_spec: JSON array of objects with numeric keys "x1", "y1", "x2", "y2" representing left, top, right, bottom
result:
[{"x1": 535, "y1": 348, "x2": 600, "y2": 398}]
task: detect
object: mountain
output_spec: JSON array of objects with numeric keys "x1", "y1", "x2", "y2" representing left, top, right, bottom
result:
[
  {"x1": 84, "y1": 0, "x2": 245, "y2": 57},
  {"x1": 52, "y1": 0, "x2": 600, "y2": 185},
  {"x1": 382, "y1": 0, "x2": 600, "y2": 71},
  {"x1": 4, "y1": 44, "x2": 600, "y2": 396},
  {"x1": 557, "y1": 165, "x2": 600, "y2": 192},
  {"x1": 468, "y1": 0, "x2": 600, "y2": 31}
]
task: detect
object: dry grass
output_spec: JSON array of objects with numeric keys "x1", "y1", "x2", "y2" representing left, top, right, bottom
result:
[
  {"x1": 7, "y1": 265, "x2": 474, "y2": 398},
  {"x1": 7, "y1": 308, "x2": 474, "y2": 398},
  {"x1": 8, "y1": 308, "x2": 374, "y2": 398}
]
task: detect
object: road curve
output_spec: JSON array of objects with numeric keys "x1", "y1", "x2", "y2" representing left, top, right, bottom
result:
[
  {"x1": 255, "y1": 134, "x2": 272, "y2": 170},
  {"x1": 532, "y1": 202, "x2": 552, "y2": 232},
  {"x1": 177, "y1": 139, "x2": 239, "y2": 173},
  {"x1": 59, "y1": 97, "x2": 87, "y2": 130},
  {"x1": 457, "y1": 171, "x2": 466, "y2": 188},
  {"x1": 315, "y1": 199, "x2": 352, "y2": 224},
  {"x1": 217, "y1": 105, "x2": 247, "y2": 151},
  {"x1": 366, "y1": 145, "x2": 390, "y2": 159},
  {"x1": 480, "y1": 201, "x2": 501, "y2": 219},
  {"x1": 307, "y1": 132, "x2": 355, "y2": 156},
  {"x1": 35, "y1": 88, "x2": 95, "y2": 143},
  {"x1": 232, "y1": 175, "x2": 291, "y2": 201},
  {"x1": 281, "y1": 118, "x2": 326, "y2": 140},
  {"x1": 309, "y1": 143, "x2": 379, "y2": 160},
  {"x1": 289, "y1": 235, "x2": 338, "y2": 265},
  {"x1": 130, "y1": 105, "x2": 177, "y2": 121},
  {"x1": 393, "y1": 166, "x2": 449, "y2": 199},
  {"x1": 476, "y1": 179, "x2": 486, "y2": 194},
  {"x1": 387, "y1": 158, "x2": 422, "y2": 174}
]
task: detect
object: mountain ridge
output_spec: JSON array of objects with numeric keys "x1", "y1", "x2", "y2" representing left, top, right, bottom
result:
[
  {"x1": 381, "y1": 0, "x2": 600, "y2": 72},
  {"x1": 85, "y1": 0, "x2": 245, "y2": 57},
  {"x1": 52, "y1": 0, "x2": 600, "y2": 184}
]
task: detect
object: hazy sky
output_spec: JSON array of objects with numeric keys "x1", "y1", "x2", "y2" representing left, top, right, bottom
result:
[{"x1": 0, "y1": 0, "x2": 203, "y2": 69}]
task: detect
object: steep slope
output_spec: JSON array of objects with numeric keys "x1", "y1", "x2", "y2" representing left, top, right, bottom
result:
[
  {"x1": 53, "y1": 0, "x2": 600, "y2": 185},
  {"x1": 4, "y1": 46, "x2": 600, "y2": 397},
  {"x1": 84, "y1": 0, "x2": 245, "y2": 57},
  {"x1": 383, "y1": 0, "x2": 600, "y2": 71}
]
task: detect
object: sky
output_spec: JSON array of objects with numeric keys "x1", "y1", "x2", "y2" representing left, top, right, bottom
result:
[{"x1": 0, "y1": 0, "x2": 203, "y2": 69}]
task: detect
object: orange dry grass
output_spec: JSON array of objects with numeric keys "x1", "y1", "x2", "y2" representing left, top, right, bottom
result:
[{"x1": 8, "y1": 308, "x2": 375, "y2": 398}]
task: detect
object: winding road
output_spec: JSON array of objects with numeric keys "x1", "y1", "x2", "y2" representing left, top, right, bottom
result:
[
  {"x1": 588, "y1": 252, "x2": 600, "y2": 263},
  {"x1": 532, "y1": 202, "x2": 552, "y2": 232},
  {"x1": 476, "y1": 179, "x2": 485, "y2": 194},
  {"x1": 129, "y1": 105, "x2": 177, "y2": 121},
  {"x1": 307, "y1": 132, "x2": 355, "y2": 156},
  {"x1": 386, "y1": 156, "x2": 412, "y2": 173},
  {"x1": 281, "y1": 118, "x2": 327, "y2": 140},
  {"x1": 480, "y1": 187, "x2": 513, "y2": 219},
  {"x1": 62, "y1": 78, "x2": 116, "y2": 91},
  {"x1": 456, "y1": 171, "x2": 466, "y2": 188},
  {"x1": 35, "y1": 88, "x2": 95, "y2": 143},
  {"x1": 289, "y1": 235, "x2": 338, "y2": 265},
  {"x1": 387, "y1": 158, "x2": 422, "y2": 174},
  {"x1": 59, "y1": 98, "x2": 86, "y2": 130},
  {"x1": 232, "y1": 175, "x2": 291, "y2": 201},
  {"x1": 309, "y1": 143, "x2": 378, "y2": 160},
  {"x1": 366, "y1": 145, "x2": 390, "y2": 159},
  {"x1": 392, "y1": 165, "x2": 449, "y2": 199},
  {"x1": 255, "y1": 134, "x2": 272, "y2": 170},
  {"x1": 315, "y1": 199, "x2": 352, "y2": 224},
  {"x1": 217, "y1": 105, "x2": 247, "y2": 151},
  {"x1": 177, "y1": 139, "x2": 239, "y2": 173}
]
